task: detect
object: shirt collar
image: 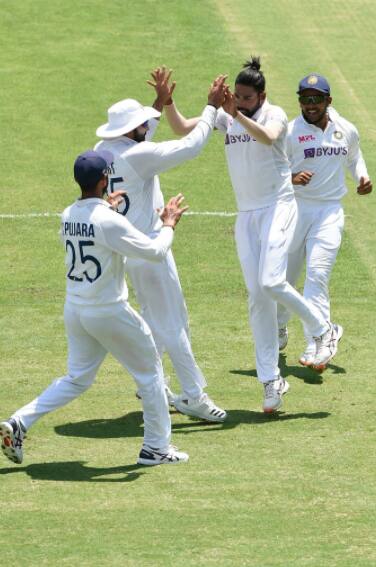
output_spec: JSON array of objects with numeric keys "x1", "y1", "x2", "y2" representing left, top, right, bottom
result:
[
  {"x1": 76, "y1": 198, "x2": 111, "y2": 208},
  {"x1": 300, "y1": 112, "x2": 333, "y2": 132}
]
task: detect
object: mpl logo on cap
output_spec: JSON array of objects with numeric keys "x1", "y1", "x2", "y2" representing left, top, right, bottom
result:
[{"x1": 307, "y1": 75, "x2": 319, "y2": 85}]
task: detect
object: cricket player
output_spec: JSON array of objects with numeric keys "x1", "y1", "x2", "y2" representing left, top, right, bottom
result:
[
  {"x1": 0, "y1": 150, "x2": 190, "y2": 466},
  {"x1": 94, "y1": 70, "x2": 227, "y2": 423},
  {"x1": 277, "y1": 74, "x2": 372, "y2": 366},
  {"x1": 158, "y1": 58, "x2": 342, "y2": 412}
]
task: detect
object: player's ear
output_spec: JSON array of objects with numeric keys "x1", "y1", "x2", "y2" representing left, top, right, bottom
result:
[
  {"x1": 260, "y1": 91, "x2": 266, "y2": 103},
  {"x1": 327, "y1": 96, "x2": 332, "y2": 105}
]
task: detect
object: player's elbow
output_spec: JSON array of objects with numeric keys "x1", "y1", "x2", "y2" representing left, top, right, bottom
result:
[
  {"x1": 172, "y1": 123, "x2": 196, "y2": 136},
  {"x1": 150, "y1": 247, "x2": 170, "y2": 262}
]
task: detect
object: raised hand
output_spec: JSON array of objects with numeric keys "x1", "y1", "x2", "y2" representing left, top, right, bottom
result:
[
  {"x1": 207, "y1": 74, "x2": 227, "y2": 109},
  {"x1": 222, "y1": 86, "x2": 237, "y2": 118},
  {"x1": 147, "y1": 66, "x2": 176, "y2": 110}
]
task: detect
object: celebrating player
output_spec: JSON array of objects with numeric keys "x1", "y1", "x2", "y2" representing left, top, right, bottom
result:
[
  {"x1": 277, "y1": 74, "x2": 372, "y2": 367},
  {"x1": 159, "y1": 58, "x2": 342, "y2": 412},
  {"x1": 94, "y1": 69, "x2": 227, "y2": 423},
  {"x1": 0, "y1": 150, "x2": 190, "y2": 466}
]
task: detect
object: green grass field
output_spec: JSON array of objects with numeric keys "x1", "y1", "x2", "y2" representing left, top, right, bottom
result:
[{"x1": 1, "y1": 1, "x2": 375, "y2": 565}]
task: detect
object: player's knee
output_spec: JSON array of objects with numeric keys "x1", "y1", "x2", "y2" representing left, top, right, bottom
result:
[
  {"x1": 306, "y1": 267, "x2": 329, "y2": 290},
  {"x1": 63, "y1": 371, "x2": 96, "y2": 391},
  {"x1": 260, "y1": 279, "x2": 285, "y2": 300}
]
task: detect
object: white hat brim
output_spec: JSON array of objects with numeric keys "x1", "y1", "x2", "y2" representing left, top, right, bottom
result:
[{"x1": 96, "y1": 106, "x2": 161, "y2": 139}]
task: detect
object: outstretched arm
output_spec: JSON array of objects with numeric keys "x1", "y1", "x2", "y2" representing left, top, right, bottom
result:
[
  {"x1": 128, "y1": 75, "x2": 227, "y2": 179},
  {"x1": 147, "y1": 66, "x2": 218, "y2": 135},
  {"x1": 164, "y1": 102, "x2": 201, "y2": 135},
  {"x1": 102, "y1": 193, "x2": 188, "y2": 262}
]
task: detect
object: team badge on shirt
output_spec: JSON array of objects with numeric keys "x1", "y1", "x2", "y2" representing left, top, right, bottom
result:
[{"x1": 334, "y1": 131, "x2": 343, "y2": 140}]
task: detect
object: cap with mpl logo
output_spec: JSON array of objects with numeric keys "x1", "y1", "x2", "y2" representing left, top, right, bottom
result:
[
  {"x1": 297, "y1": 74, "x2": 330, "y2": 95},
  {"x1": 74, "y1": 149, "x2": 114, "y2": 187}
]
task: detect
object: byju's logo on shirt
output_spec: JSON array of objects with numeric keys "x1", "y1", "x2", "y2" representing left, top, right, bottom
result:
[
  {"x1": 304, "y1": 146, "x2": 348, "y2": 159},
  {"x1": 225, "y1": 133, "x2": 256, "y2": 145}
]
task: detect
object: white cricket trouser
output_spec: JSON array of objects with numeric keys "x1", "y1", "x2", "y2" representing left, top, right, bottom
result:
[
  {"x1": 13, "y1": 300, "x2": 171, "y2": 450},
  {"x1": 235, "y1": 199, "x2": 328, "y2": 383},
  {"x1": 277, "y1": 199, "x2": 344, "y2": 345},
  {"x1": 126, "y1": 248, "x2": 206, "y2": 398}
]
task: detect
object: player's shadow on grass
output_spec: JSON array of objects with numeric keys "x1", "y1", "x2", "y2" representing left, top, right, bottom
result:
[
  {"x1": 55, "y1": 412, "x2": 145, "y2": 439},
  {"x1": 279, "y1": 353, "x2": 346, "y2": 384},
  {"x1": 230, "y1": 353, "x2": 346, "y2": 385},
  {"x1": 55, "y1": 411, "x2": 226, "y2": 440},
  {"x1": 0, "y1": 461, "x2": 144, "y2": 483},
  {"x1": 223, "y1": 409, "x2": 330, "y2": 425}
]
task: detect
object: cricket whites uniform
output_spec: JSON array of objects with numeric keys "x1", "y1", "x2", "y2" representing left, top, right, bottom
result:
[
  {"x1": 278, "y1": 109, "x2": 369, "y2": 347},
  {"x1": 12, "y1": 199, "x2": 175, "y2": 450},
  {"x1": 95, "y1": 105, "x2": 217, "y2": 398},
  {"x1": 215, "y1": 102, "x2": 328, "y2": 382}
]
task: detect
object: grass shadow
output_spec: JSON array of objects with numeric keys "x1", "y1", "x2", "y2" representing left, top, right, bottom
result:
[
  {"x1": 0, "y1": 461, "x2": 144, "y2": 482},
  {"x1": 279, "y1": 353, "x2": 346, "y2": 384},
  {"x1": 55, "y1": 411, "x2": 144, "y2": 439},
  {"x1": 55, "y1": 410, "x2": 229, "y2": 439},
  {"x1": 230, "y1": 353, "x2": 346, "y2": 385},
  {"x1": 224, "y1": 409, "x2": 331, "y2": 425}
]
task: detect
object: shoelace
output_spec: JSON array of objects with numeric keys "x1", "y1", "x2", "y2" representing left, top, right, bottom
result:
[
  {"x1": 265, "y1": 380, "x2": 279, "y2": 398},
  {"x1": 14, "y1": 431, "x2": 23, "y2": 448}
]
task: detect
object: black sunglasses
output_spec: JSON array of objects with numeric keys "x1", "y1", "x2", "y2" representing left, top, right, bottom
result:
[{"x1": 299, "y1": 95, "x2": 327, "y2": 104}]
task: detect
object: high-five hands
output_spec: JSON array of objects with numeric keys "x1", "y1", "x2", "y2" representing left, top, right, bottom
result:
[
  {"x1": 207, "y1": 75, "x2": 228, "y2": 109},
  {"x1": 148, "y1": 66, "x2": 176, "y2": 110}
]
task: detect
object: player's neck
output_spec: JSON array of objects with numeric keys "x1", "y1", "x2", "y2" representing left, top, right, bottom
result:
[{"x1": 80, "y1": 190, "x2": 104, "y2": 200}]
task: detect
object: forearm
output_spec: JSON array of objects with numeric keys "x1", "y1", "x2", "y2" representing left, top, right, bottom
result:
[
  {"x1": 128, "y1": 105, "x2": 216, "y2": 177},
  {"x1": 347, "y1": 150, "x2": 369, "y2": 183},
  {"x1": 235, "y1": 112, "x2": 282, "y2": 145},
  {"x1": 164, "y1": 102, "x2": 200, "y2": 135},
  {"x1": 102, "y1": 219, "x2": 174, "y2": 263}
]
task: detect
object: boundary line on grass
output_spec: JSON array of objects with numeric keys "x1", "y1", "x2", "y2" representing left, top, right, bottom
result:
[{"x1": 0, "y1": 211, "x2": 237, "y2": 219}]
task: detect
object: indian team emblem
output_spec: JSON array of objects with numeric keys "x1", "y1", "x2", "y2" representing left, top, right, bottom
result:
[
  {"x1": 307, "y1": 75, "x2": 318, "y2": 85},
  {"x1": 334, "y1": 131, "x2": 343, "y2": 140}
]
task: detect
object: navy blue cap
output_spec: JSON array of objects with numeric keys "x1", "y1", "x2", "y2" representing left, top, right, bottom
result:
[
  {"x1": 297, "y1": 74, "x2": 330, "y2": 95},
  {"x1": 74, "y1": 149, "x2": 113, "y2": 187}
]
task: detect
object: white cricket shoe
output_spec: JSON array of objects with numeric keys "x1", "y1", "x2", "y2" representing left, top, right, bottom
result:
[
  {"x1": 173, "y1": 393, "x2": 227, "y2": 422},
  {"x1": 137, "y1": 445, "x2": 189, "y2": 466},
  {"x1": 0, "y1": 417, "x2": 26, "y2": 464},
  {"x1": 263, "y1": 376, "x2": 290, "y2": 413},
  {"x1": 299, "y1": 342, "x2": 316, "y2": 367},
  {"x1": 278, "y1": 327, "x2": 288, "y2": 351},
  {"x1": 312, "y1": 323, "x2": 343, "y2": 371}
]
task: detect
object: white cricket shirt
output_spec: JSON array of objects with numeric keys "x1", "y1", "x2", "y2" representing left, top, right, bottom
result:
[
  {"x1": 95, "y1": 105, "x2": 217, "y2": 234},
  {"x1": 287, "y1": 110, "x2": 368, "y2": 202},
  {"x1": 61, "y1": 198, "x2": 174, "y2": 305},
  {"x1": 215, "y1": 100, "x2": 294, "y2": 211}
]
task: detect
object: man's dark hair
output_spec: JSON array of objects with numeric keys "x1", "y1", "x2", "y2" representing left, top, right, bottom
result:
[
  {"x1": 235, "y1": 56, "x2": 266, "y2": 93},
  {"x1": 77, "y1": 177, "x2": 104, "y2": 194}
]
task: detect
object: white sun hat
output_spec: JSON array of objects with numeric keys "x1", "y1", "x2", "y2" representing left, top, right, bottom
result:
[{"x1": 96, "y1": 99, "x2": 161, "y2": 139}]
